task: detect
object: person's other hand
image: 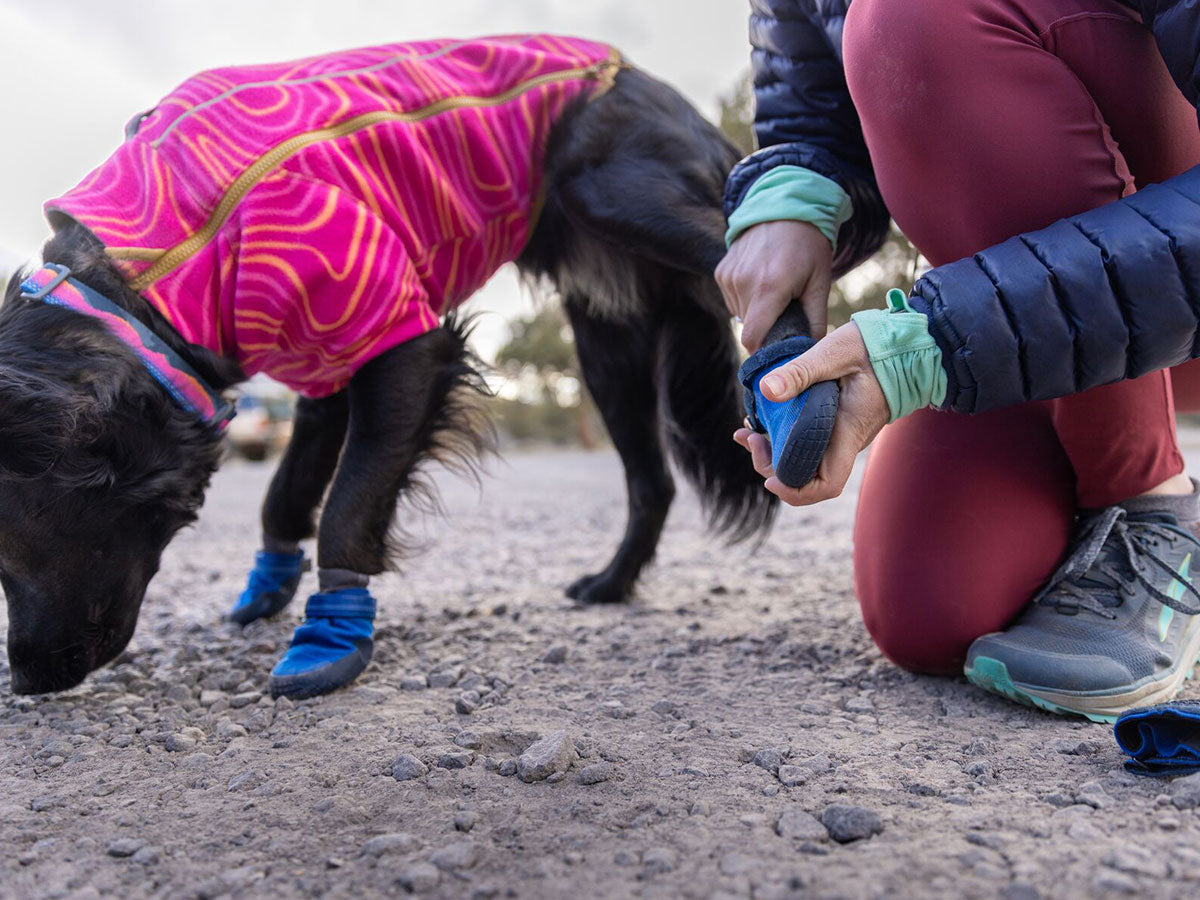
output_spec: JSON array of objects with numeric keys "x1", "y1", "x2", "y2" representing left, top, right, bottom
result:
[
  {"x1": 733, "y1": 322, "x2": 889, "y2": 505},
  {"x1": 716, "y1": 219, "x2": 833, "y2": 351}
]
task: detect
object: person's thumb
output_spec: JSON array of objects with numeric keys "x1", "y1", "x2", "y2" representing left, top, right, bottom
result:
[{"x1": 760, "y1": 324, "x2": 864, "y2": 401}]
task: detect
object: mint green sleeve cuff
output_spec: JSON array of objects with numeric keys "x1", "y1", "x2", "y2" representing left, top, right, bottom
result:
[
  {"x1": 724, "y1": 165, "x2": 853, "y2": 251},
  {"x1": 851, "y1": 289, "x2": 947, "y2": 422}
]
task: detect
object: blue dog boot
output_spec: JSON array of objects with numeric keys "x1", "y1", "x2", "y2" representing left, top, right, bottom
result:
[
  {"x1": 268, "y1": 588, "x2": 375, "y2": 699},
  {"x1": 228, "y1": 549, "x2": 309, "y2": 626},
  {"x1": 738, "y1": 336, "x2": 840, "y2": 489}
]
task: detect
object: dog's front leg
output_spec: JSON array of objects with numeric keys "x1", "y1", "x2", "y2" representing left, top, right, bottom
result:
[{"x1": 268, "y1": 326, "x2": 485, "y2": 698}]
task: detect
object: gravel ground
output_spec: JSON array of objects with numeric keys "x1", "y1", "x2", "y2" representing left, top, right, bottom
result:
[{"x1": 3, "y1": 441, "x2": 1200, "y2": 900}]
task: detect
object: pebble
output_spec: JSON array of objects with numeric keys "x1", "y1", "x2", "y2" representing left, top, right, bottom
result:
[
  {"x1": 397, "y1": 861, "x2": 440, "y2": 892},
  {"x1": 498, "y1": 759, "x2": 518, "y2": 777},
  {"x1": 229, "y1": 692, "x2": 262, "y2": 709},
  {"x1": 400, "y1": 675, "x2": 428, "y2": 691},
  {"x1": 776, "y1": 810, "x2": 828, "y2": 842},
  {"x1": 454, "y1": 731, "x2": 482, "y2": 750},
  {"x1": 361, "y1": 833, "x2": 419, "y2": 857},
  {"x1": 132, "y1": 845, "x2": 161, "y2": 866},
  {"x1": 578, "y1": 762, "x2": 612, "y2": 785},
  {"x1": 1075, "y1": 781, "x2": 1111, "y2": 810},
  {"x1": 455, "y1": 695, "x2": 479, "y2": 715},
  {"x1": 752, "y1": 748, "x2": 785, "y2": 774},
  {"x1": 517, "y1": 731, "x2": 577, "y2": 783},
  {"x1": 437, "y1": 751, "x2": 474, "y2": 770},
  {"x1": 600, "y1": 701, "x2": 634, "y2": 720},
  {"x1": 777, "y1": 765, "x2": 809, "y2": 788},
  {"x1": 542, "y1": 645, "x2": 569, "y2": 664},
  {"x1": 391, "y1": 754, "x2": 428, "y2": 781},
  {"x1": 455, "y1": 811, "x2": 480, "y2": 832},
  {"x1": 107, "y1": 838, "x2": 147, "y2": 858},
  {"x1": 1170, "y1": 771, "x2": 1200, "y2": 809},
  {"x1": 165, "y1": 732, "x2": 198, "y2": 753},
  {"x1": 227, "y1": 770, "x2": 264, "y2": 793},
  {"x1": 641, "y1": 847, "x2": 676, "y2": 875},
  {"x1": 428, "y1": 667, "x2": 463, "y2": 689},
  {"x1": 430, "y1": 840, "x2": 480, "y2": 871},
  {"x1": 820, "y1": 805, "x2": 883, "y2": 843},
  {"x1": 216, "y1": 718, "x2": 248, "y2": 740}
]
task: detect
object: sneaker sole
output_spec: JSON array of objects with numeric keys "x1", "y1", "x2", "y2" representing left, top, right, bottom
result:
[{"x1": 966, "y1": 644, "x2": 1200, "y2": 724}]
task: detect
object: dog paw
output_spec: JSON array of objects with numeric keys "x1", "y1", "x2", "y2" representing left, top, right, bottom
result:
[{"x1": 565, "y1": 572, "x2": 632, "y2": 605}]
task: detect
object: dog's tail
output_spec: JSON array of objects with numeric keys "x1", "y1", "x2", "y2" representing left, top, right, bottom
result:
[{"x1": 655, "y1": 279, "x2": 778, "y2": 543}]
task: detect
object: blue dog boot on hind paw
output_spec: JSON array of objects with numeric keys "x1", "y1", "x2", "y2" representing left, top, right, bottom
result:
[
  {"x1": 738, "y1": 335, "x2": 840, "y2": 489},
  {"x1": 228, "y1": 549, "x2": 308, "y2": 626},
  {"x1": 268, "y1": 588, "x2": 375, "y2": 699}
]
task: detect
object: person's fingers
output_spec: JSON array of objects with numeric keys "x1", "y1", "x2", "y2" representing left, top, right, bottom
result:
[
  {"x1": 800, "y1": 262, "x2": 832, "y2": 341},
  {"x1": 745, "y1": 431, "x2": 776, "y2": 478},
  {"x1": 715, "y1": 255, "x2": 744, "y2": 320},
  {"x1": 760, "y1": 324, "x2": 866, "y2": 402},
  {"x1": 738, "y1": 288, "x2": 788, "y2": 353},
  {"x1": 732, "y1": 427, "x2": 753, "y2": 451}
]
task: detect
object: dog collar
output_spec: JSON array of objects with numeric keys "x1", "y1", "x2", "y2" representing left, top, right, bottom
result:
[{"x1": 18, "y1": 263, "x2": 235, "y2": 429}]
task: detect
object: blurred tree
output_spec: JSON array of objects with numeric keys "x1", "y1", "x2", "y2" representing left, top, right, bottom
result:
[
  {"x1": 717, "y1": 71, "x2": 756, "y2": 155},
  {"x1": 493, "y1": 307, "x2": 603, "y2": 448}
]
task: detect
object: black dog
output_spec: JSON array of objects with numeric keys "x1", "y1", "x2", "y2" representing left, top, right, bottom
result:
[{"x1": 0, "y1": 41, "x2": 775, "y2": 696}]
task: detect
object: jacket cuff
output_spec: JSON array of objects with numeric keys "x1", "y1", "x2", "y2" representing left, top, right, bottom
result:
[
  {"x1": 724, "y1": 166, "x2": 853, "y2": 250},
  {"x1": 851, "y1": 289, "x2": 947, "y2": 422},
  {"x1": 724, "y1": 143, "x2": 847, "y2": 219}
]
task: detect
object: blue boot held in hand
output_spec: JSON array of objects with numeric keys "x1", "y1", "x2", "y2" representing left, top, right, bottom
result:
[
  {"x1": 1115, "y1": 700, "x2": 1200, "y2": 776},
  {"x1": 738, "y1": 335, "x2": 839, "y2": 489},
  {"x1": 268, "y1": 588, "x2": 375, "y2": 699},
  {"x1": 228, "y1": 549, "x2": 308, "y2": 626}
]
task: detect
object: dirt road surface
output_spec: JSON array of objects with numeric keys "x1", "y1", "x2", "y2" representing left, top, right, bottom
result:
[{"x1": 3, "y1": 445, "x2": 1200, "y2": 900}]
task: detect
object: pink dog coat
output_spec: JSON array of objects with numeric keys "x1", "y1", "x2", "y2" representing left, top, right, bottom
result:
[{"x1": 48, "y1": 35, "x2": 620, "y2": 398}]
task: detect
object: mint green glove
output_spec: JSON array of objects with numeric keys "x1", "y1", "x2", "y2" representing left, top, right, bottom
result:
[
  {"x1": 851, "y1": 289, "x2": 946, "y2": 422},
  {"x1": 725, "y1": 166, "x2": 853, "y2": 250}
]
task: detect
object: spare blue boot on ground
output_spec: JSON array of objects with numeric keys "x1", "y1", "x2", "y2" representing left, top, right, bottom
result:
[
  {"x1": 228, "y1": 549, "x2": 308, "y2": 626},
  {"x1": 268, "y1": 588, "x2": 375, "y2": 699},
  {"x1": 738, "y1": 335, "x2": 840, "y2": 489},
  {"x1": 1115, "y1": 700, "x2": 1200, "y2": 776}
]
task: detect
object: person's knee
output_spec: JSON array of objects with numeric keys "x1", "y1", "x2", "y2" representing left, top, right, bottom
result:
[{"x1": 858, "y1": 593, "x2": 972, "y2": 676}]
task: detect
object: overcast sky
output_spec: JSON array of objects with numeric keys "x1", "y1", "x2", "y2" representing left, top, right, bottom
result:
[{"x1": 0, "y1": 0, "x2": 751, "y2": 357}]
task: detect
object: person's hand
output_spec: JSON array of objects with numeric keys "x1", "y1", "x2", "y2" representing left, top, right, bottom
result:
[
  {"x1": 733, "y1": 322, "x2": 889, "y2": 505},
  {"x1": 716, "y1": 219, "x2": 833, "y2": 352}
]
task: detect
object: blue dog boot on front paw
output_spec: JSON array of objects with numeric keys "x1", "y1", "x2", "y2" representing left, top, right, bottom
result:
[
  {"x1": 738, "y1": 335, "x2": 840, "y2": 489},
  {"x1": 228, "y1": 549, "x2": 309, "y2": 626},
  {"x1": 267, "y1": 588, "x2": 375, "y2": 699}
]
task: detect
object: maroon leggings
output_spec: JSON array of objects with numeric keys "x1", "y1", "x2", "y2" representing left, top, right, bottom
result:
[{"x1": 843, "y1": 0, "x2": 1200, "y2": 674}]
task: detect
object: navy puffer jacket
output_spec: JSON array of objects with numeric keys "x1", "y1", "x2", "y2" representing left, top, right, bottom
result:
[{"x1": 727, "y1": 0, "x2": 1200, "y2": 414}]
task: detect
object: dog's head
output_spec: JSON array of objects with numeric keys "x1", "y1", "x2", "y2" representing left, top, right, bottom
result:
[{"x1": 0, "y1": 271, "x2": 225, "y2": 694}]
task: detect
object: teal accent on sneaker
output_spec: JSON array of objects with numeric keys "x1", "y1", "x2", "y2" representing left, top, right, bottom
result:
[{"x1": 965, "y1": 656, "x2": 1119, "y2": 724}]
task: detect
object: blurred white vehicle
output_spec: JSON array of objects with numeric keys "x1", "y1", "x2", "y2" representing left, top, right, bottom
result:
[{"x1": 225, "y1": 376, "x2": 294, "y2": 461}]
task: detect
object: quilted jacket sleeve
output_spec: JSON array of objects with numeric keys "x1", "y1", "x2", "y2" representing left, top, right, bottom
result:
[
  {"x1": 724, "y1": 0, "x2": 889, "y2": 276},
  {"x1": 908, "y1": 0, "x2": 1200, "y2": 414}
]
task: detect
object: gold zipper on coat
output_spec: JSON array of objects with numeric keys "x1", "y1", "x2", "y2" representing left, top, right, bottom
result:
[{"x1": 117, "y1": 53, "x2": 621, "y2": 291}]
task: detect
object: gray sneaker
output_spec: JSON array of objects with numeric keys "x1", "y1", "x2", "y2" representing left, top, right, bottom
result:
[{"x1": 965, "y1": 506, "x2": 1200, "y2": 722}]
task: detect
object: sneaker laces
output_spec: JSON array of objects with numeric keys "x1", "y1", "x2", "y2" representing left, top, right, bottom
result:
[{"x1": 1035, "y1": 507, "x2": 1200, "y2": 619}]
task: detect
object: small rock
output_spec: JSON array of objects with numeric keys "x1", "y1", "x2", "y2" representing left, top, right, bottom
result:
[
  {"x1": 107, "y1": 838, "x2": 147, "y2": 858},
  {"x1": 216, "y1": 718, "x2": 248, "y2": 740},
  {"x1": 400, "y1": 675, "x2": 428, "y2": 691},
  {"x1": 229, "y1": 692, "x2": 262, "y2": 709},
  {"x1": 454, "y1": 731, "x2": 482, "y2": 750},
  {"x1": 600, "y1": 701, "x2": 634, "y2": 719},
  {"x1": 227, "y1": 770, "x2": 264, "y2": 793},
  {"x1": 498, "y1": 759, "x2": 518, "y2": 777},
  {"x1": 437, "y1": 751, "x2": 474, "y2": 770},
  {"x1": 131, "y1": 846, "x2": 161, "y2": 866},
  {"x1": 199, "y1": 690, "x2": 225, "y2": 706},
  {"x1": 547, "y1": 771, "x2": 567, "y2": 784},
  {"x1": 1170, "y1": 771, "x2": 1200, "y2": 810},
  {"x1": 641, "y1": 847, "x2": 676, "y2": 875},
  {"x1": 777, "y1": 765, "x2": 809, "y2": 787},
  {"x1": 651, "y1": 699, "x2": 681, "y2": 719},
  {"x1": 164, "y1": 733, "x2": 197, "y2": 753},
  {"x1": 578, "y1": 762, "x2": 612, "y2": 785},
  {"x1": 397, "y1": 861, "x2": 440, "y2": 892},
  {"x1": 361, "y1": 833, "x2": 418, "y2": 857},
  {"x1": 1102, "y1": 845, "x2": 1169, "y2": 879},
  {"x1": 391, "y1": 754, "x2": 428, "y2": 782},
  {"x1": 844, "y1": 696, "x2": 874, "y2": 714},
  {"x1": 821, "y1": 804, "x2": 883, "y2": 843},
  {"x1": 1076, "y1": 781, "x2": 1111, "y2": 810},
  {"x1": 542, "y1": 645, "x2": 569, "y2": 664},
  {"x1": 752, "y1": 748, "x2": 785, "y2": 774},
  {"x1": 428, "y1": 667, "x2": 463, "y2": 689},
  {"x1": 430, "y1": 840, "x2": 480, "y2": 871},
  {"x1": 455, "y1": 695, "x2": 478, "y2": 715},
  {"x1": 517, "y1": 731, "x2": 577, "y2": 783},
  {"x1": 455, "y1": 811, "x2": 480, "y2": 832},
  {"x1": 776, "y1": 809, "x2": 828, "y2": 842}
]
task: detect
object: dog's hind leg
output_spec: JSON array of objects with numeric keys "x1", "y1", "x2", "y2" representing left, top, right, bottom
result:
[
  {"x1": 268, "y1": 323, "x2": 489, "y2": 698},
  {"x1": 228, "y1": 394, "x2": 349, "y2": 627},
  {"x1": 562, "y1": 295, "x2": 674, "y2": 604}
]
